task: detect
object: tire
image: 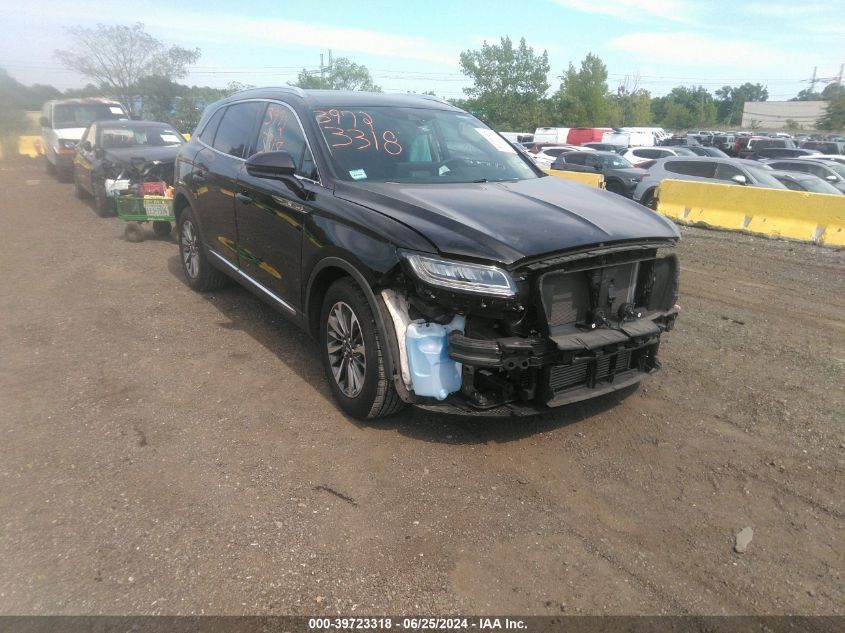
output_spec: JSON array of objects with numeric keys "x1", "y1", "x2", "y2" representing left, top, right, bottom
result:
[
  {"x1": 73, "y1": 170, "x2": 88, "y2": 199},
  {"x1": 124, "y1": 223, "x2": 144, "y2": 243},
  {"x1": 152, "y1": 220, "x2": 172, "y2": 238},
  {"x1": 93, "y1": 179, "x2": 114, "y2": 217},
  {"x1": 641, "y1": 189, "x2": 658, "y2": 210},
  {"x1": 319, "y1": 278, "x2": 405, "y2": 420},
  {"x1": 177, "y1": 205, "x2": 228, "y2": 291},
  {"x1": 605, "y1": 180, "x2": 624, "y2": 196}
]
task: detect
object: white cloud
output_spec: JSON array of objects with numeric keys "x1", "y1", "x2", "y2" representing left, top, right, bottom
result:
[
  {"x1": 550, "y1": 0, "x2": 691, "y2": 22},
  {"x1": 608, "y1": 32, "x2": 813, "y2": 71}
]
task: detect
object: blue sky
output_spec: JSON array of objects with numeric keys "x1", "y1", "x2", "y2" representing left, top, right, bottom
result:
[{"x1": 1, "y1": 0, "x2": 842, "y2": 100}]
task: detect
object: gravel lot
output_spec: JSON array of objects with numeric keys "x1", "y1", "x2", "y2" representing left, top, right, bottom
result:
[{"x1": 0, "y1": 158, "x2": 843, "y2": 616}]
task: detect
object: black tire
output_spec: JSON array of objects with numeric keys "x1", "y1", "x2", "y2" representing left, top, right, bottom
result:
[
  {"x1": 93, "y1": 179, "x2": 114, "y2": 217},
  {"x1": 177, "y1": 205, "x2": 228, "y2": 291},
  {"x1": 319, "y1": 278, "x2": 405, "y2": 420},
  {"x1": 605, "y1": 180, "x2": 624, "y2": 196},
  {"x1": 124, "y1": 223, "x2": 144, "y2": 243},
  {"x1": 641, "y1": 189, "x2": 658, "y2": 210},
  {"x1": 73, "y1": 170, "x2": 88, "y2": 199},
  {"x1": 152, "y1": 220, "x2": 172, "y2": 238}
]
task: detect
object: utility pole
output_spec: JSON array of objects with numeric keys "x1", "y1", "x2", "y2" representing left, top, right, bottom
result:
[
  {"x1": 838, "y1": 63, "x2": 844, "y2": 86},
  {"x1": 320, "y1": 53, "x2": 325, "y2": 80},
  {"x1": 810, "y1": 66, "x2": 818, "y2": 94}
]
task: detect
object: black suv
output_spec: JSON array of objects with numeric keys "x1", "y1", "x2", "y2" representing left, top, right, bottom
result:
[{"x1": 174, "y1": 88, "x2": 680, "y2": 419}]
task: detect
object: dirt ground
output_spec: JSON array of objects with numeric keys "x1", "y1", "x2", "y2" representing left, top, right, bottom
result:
[{"x1": 0, "y1": 158, "x2": 842, "y2": 616}]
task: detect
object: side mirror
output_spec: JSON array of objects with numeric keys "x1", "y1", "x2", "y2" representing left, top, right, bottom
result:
[
  {"x1": 246, "y1": 151, "x2": 296, "y2": 179},
  {"x1": 245, "y1": 151, "x2": 307, "y2": 198},
  {"x1": 39, "y1": 116, "x2": 49, "y2": 127},
  {"x1": 731, "y1": 174, "x2": 748, "y2": 185},
  {"x1": 94, "y1": 147, "x2": 105, "y2": 160},
  {"x1": 593, "y1": 163, "x2": 602, "y2": 172},
  {"x1": 826, "y1": 175, "x2": 838, "y2": 182},
  {"x1": 81, "y1": 140, "x2": 92, "y2": 152}
]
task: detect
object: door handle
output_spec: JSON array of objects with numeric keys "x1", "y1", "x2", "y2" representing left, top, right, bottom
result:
[{"x1": 235, "y1": 192, "x2": 253, "y2": 205}]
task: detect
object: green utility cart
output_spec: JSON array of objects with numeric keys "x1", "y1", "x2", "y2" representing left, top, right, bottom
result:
[{"x1": 115, "y1": 195, "x2": 175, "y2": 242}]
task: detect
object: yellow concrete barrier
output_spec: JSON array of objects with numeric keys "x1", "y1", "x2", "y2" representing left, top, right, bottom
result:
[
  {"x1": 545, "y1": 169, "x2": 604, "y2": 188},
  {"x1": 657, "y1": 179, "x2": 845, "y2": 248},
  {"x1": 18, "y1": 136, "x2": 44, "y2": 158}
]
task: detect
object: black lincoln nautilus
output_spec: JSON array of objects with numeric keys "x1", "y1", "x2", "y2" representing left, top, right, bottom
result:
[{"x1": 173, "y1": 88, "x2": 680, "y2": 419}]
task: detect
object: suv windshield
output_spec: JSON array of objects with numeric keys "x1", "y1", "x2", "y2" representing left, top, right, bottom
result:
[
  {"x1": 53, "y1": 104, "x2": 127, "y2": 129},
  {"x1": 312, "y1": 107, "x2": 538, "y2": 183},
  {"x1": 745, "y1": 165, "x2": 787, "y2": 188},
  {"x1": 100, "y1": 124, "x2": 184, "y2": 149}
]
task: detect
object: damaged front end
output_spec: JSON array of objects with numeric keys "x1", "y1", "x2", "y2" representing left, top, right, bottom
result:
[{"x1": 382, "y1": 241, "x2": 679, "y2": 416}]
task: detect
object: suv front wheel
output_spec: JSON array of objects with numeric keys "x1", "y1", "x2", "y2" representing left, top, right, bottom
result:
[
  {"x1": 319, "y1": 278, "x2": 404, "y2": 420},
  {"x1": 177, "y1": 205, "x2": 228, "y2": 292}
]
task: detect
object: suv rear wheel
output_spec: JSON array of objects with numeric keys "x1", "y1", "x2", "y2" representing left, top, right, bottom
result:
[{"x1": 319, "y1": 278, "x2": 404, "y2": 420}]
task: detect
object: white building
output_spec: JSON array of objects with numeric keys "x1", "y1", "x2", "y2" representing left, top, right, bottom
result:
[{"x1": 741, "y1": 101, "x2": 827, "y2": 130}]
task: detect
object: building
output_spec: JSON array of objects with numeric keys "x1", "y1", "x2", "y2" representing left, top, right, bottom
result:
[{"x1": 741, "y1": 101, "x2": 827, "y2": 130}]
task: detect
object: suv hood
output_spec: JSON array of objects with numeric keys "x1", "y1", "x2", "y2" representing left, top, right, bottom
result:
[{"x1": 335, "y1": 176, "x2": 679, "y2": 266}]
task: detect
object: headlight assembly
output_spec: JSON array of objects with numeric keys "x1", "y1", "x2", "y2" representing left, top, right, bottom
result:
[
  {"x1": 401, "y1": 252, "x2": 517, "y2": 297},
  {"x1": 59, "y1": 139, "x2": 78, "y2": 149}
]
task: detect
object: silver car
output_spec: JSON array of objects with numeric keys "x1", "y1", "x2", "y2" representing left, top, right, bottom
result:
[{"x1": 633, "y1": 156, "x2": 786, "y2": 208}]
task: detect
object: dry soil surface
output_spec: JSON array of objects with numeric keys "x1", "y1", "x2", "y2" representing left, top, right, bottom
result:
[{"x1": 0, "y1": 159, "x2": 843, "y2": 615}]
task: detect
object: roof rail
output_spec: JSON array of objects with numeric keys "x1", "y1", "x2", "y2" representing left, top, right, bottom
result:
[{"x1": 231, "y1": 85, "x2": 307, "y2": 98}]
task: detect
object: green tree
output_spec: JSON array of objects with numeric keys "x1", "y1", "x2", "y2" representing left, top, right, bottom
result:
[
  {"x1": 818, "y1": 95, "x2": 845, "y2": 130},
  {"x1": 53, "y1": 22, "x2": 200, "y2": 114},
  {"x1": 715, "y1": 82, "x2": 768, "y2": 125},
  {"x1": 293, "y1": 58, "x2": 381, "y2": 92},
  {"x1": 554, "y1": 53, "x2": 612, "y2": 126},
  {"x1": 653, "y1": 86, "x2": 716, "y2": 129},
  {"x1": 612, "y1": 80, "x2": 652, "y2": 126},
  {"x1": 458, "y1": 36, "x2": 550, "y2": 130}
]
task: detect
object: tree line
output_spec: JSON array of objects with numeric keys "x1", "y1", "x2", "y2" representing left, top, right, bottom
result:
[{"x1": 1, "y1": 24, "x2": 843, "y2": 141}]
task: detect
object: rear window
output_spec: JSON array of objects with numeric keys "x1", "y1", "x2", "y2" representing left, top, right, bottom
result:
[{"x1": 665, "y1": 160, "x2": 716, "y2": 178}]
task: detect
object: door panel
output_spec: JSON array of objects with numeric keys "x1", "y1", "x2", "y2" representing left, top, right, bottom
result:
[{"x1": 192, "y1": 147, "x2": 240, "y2": 266}]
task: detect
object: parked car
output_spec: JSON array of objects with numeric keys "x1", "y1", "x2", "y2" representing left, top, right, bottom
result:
[
  {"x1": 684, "y1": 146, "x2": 730, "y2": 158},
  {"x1": 633, "y1": 157, "x2": 786, "y2": 208},
  {"x1": 533, "y1": 127, "x2": 570, "y2": 145},
  {"x1": 761, "y1": 159, "x2": 845, "y2": 193},
  {"x1": 173, "y1": 88, "x2": 680, "y2": 419},
  {"x1": 768, "y1": 170, "x2": 843, "y2": 195},
  {"x1": 567, "y1": 127, "x2": 612, "y2": 146},
  {"x1": 739, "y1": 137, "x2": 796, "y2": 159},
  {"x1": 620, "y1": 146, "x2": 696, "y2": 166},
  {"x1": 72, "y1": 120, "x2": 185, "y2": 216},
  {"x1": 712, "y1": 134, "x2": 736, "y2": 154},
  {"x1": 40, "y1": 98, "x2": 129, "y2": 180},
  {"x1": 751, "y1": 147, "x2": 820, "y2": 160},
  {"x1": 797, "y1": 154, "x2": 845, "y2": 167},
  {"x1": 800, "y1": 140, "x2": 845, "y2": 155},
  {"x1": 533, "y1": 144, "x2": 594, "y2": 169},
  {"x1": 660, "y1": 137, "x2": 700, "y2": 147},
  {"x1": 582, "y1": 142, "x2": 625, "y2": 152},
  {"x1": 550, "y1": 151, "x2": 648, "y2": 197}
]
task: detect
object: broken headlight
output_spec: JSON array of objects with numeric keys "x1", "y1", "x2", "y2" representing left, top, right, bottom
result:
[{"x1": 401, "y1": 252, "x2": 517, "y2": 298}]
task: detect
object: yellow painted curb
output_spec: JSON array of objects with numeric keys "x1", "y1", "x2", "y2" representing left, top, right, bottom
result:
[
  {"x1": 545, "y1": 169, "x2": 604, "y2": 189},
  {"x1": 657, "y1": 179, "x2": 845, "y2": 248}
]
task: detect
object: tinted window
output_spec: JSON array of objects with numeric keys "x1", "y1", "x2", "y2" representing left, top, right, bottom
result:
[
  {"x1": 665, "y1": 160, "x2": 716, "y2": 178},
  {"x1": 52, "y1": 103, "x2": 127, "y2": 129},
  {"x1": 772, "y1": 161, "x2": 809, "y2": 174},
  {"x1": 544, "y1": 148, "x2": 566, "y2": 157},
  {"x1": 714, "y1": 162, "x2": 743, "y2": 180},
  {"x1": 198, "y1": 107, "x2": 225, "y2": 145},
  {"x1": 256, "y1": 103, "x2": 318, "y2": 180},
  {"x1": 777, "y1": 177, "x2": 803, "y2": 191},
  {"x1": 564, "y1": 153, "x2": 587, "y2": 165},
  {"x1": 213, "y1": 102, "x2": 264, "y2": 158}
]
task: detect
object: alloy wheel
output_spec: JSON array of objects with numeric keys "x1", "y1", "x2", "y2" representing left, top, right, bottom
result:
[
  {"x1": 181, "y1": 219, "x2": 200, "y2": 279},
  {"x1": 326, "y1": 301, "x2": 366, "y2": 398}
]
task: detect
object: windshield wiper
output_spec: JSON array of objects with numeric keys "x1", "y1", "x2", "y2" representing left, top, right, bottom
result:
[{"x1": 473, "y1": 178, "x2": 489, "y2": 183}]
